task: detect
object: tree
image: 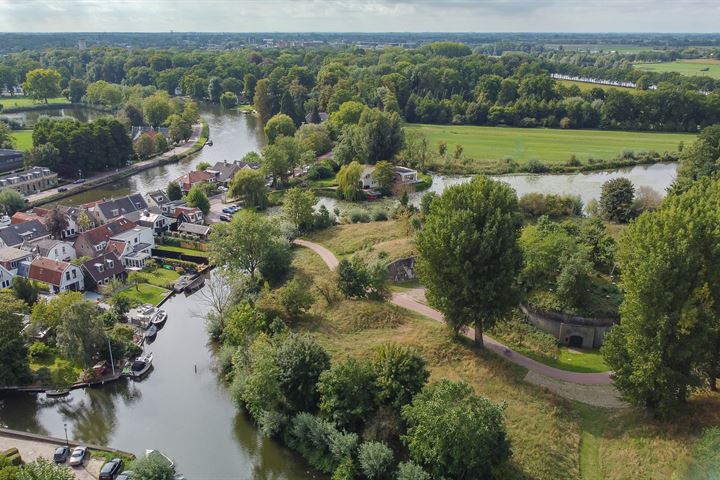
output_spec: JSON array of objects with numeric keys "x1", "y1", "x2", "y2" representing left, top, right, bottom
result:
[
  {"x1": 196, "y1": 161, "x2": 211, "y2": 171},
  {"x1": 18, "y1": 458, "x2": 75, "y2": 480},
  {"x1": 296, "y1": 123, "x2": 332, "y2": 156},
  {"x1": 276, "y1": 333, "x2": 330, "y2": 413},
  {"x1": 396, "y1": 462, "x2": 431, "y2": 480},
  {"x1": 143, "y1": 91, "x2": 174, "y2": 127},
  {"x1": 336, "y1": 161, "x2": 363, "y2": 201},
  {"x1": 167, "y1": 114, "x2": 192, "y2": 143},
  {"x1": 25, "y1": 143, "x2": 60, "y2": 171},
  {"x1": 209, "y1": 210, "x2": 282, "y2": 278},
  {"x1": 556, "y1": 253, "x2": 593, "y2": 310},
  {"x1": 229, "y1": 169, "x2": 269, "y2": 209},
  {"x1": 401, "y1": 380, "x2": 511, "y2": 479},
  {"x1": 0, "y1": 188, "x2": 25, "y2": 215},
  {"x1": 67, "y1": 78, "x2": 86, "y2": 103},
  {"x1": 0, "y1": 291, "x2": 31, "y2": 387},
  {"x1": 167, "y1": 180, "x2": 182, "y2": 201},
  {"x1": 599, "y1": 177, "x2": 635, "y2": 223},
  {"x1": 0, "y1": 122, "x2": 13, "y2": 149},
  {"x1": 253, "y1": 78, "x2": 274, "y2": 124},
  {"x1": 283, "y1": 187, "x2": 316, "y2": 231},
  {"x1": 358, "y1": 441, "x2": 394, "y2": 480},
  {"x1": 23, "y1": 68, "x2": 61, "y2": 103},
  {"x1": 12, "y1": 276, "x2": 39, "y2": 307},
  {"x1": 358, "y1": 108, "x2": 404, "y2": 164},
  {"x1": 182, "y1": 101, "x2": 200, "y2": 124},
  {"x1": 134, "y1": 133, "x2": 157, "y2": 158},
  {"x1": 676, "y1": 124, "x2": 720, "y2": 189},
  {"x1": 416, "y1": 176, "x2": 523, "y2": 346},
  {"x1": 43, "y1": 208, "x2": 67, "y2": 239},
  {"x1": 207, "y1": 77, "x2": 222, "y2": 103},
  {"x1": 373, "y1": 161, "x2": 395, "y2": 195},
  {"x1": 280, "y1": 279, "x2": 315, "y2": 318},
  {"x1": 261, "y1": 144, "x2": 291, "y2": 186},
  {"x1": 318, "y1": 357, "x2": 378, "y2": 431},
  {"x1": 373, "y1": 343, "x2": 429, "y2": 409},
  {"x1": 185, "y1": 185, "x2": 210, "y2": 215},
  {"x1": 265, "y1": 113, "x2": 297, "y2": 144},
  {"x1": 220, "y1": 91, "x2": 238, "y2": 109},
  {"x1": 129, "y1": 455, "x2": 176, "y2": 480}
]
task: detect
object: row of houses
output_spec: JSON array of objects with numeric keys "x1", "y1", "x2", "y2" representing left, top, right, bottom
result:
[
  {"x1": 176, "y1": 159, "x2": 261, "y2": 193},
  {"x1": 0, "y1": 187, "x2": 211, "y2": 294}
]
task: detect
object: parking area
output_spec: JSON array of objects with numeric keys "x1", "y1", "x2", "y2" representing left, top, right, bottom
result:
[{"x1": 0, "y1": 433, "x2": 103, "y2": 479}]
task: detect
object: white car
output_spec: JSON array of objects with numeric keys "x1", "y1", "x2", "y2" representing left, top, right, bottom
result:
[{"x1": 69, "y1": 446, "x2": 88, "y2": 466}]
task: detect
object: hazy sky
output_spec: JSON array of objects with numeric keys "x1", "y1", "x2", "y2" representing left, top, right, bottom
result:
[{"x1": 1, "y1": 0, "x2": 719, "y2": 33}]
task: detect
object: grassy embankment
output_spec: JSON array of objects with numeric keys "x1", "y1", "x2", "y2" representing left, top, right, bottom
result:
[
  {"x1": 295, "y1": 221, "x2": 720, "y2": 479},
  {"x1": 0, "y1": 96, "x2": 70, "y2": 109},
  {"x1": 407, "y1": 124, "x2": 694, "y2": 175},
  {"x1": 634, "y1": 59, "x2": 720, "y2": 79},
  {"x1": 10, "y1": 130, "x2": 33, "y2": 151}
]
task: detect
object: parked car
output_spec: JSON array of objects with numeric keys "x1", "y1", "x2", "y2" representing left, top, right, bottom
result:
[
  {"x1": 73, "y1": 178, "x2": 86, "y2": 184},
  {"x1": 117, "y1": 472, "x2": 133, "y2": 480},
  {"x1": 99, "y1": 458, "x2": 124, "y2": 480},
  {"x1": 53, "y1": 446, "x2": 70, "y2": 463},
  {"x1": 219, "y1": 214, "x2": 231, "y2": 222},
  {"x1": 221, "y1": 207, "x2": 234, "y2": 214},
  {"x1": 69, "y1": 446, "x2": 88, "y2": 466},
  {"x1": 57, "y1": 186, "x2": 68, "y2": 192}
]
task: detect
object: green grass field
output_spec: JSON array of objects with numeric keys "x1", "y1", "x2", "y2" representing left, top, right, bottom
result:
[
  {"x1": 117, "y1": 283, "x2": 170, "y2": 306},
  {"x1": 557, "y1": 79, "x2": 642, "y2": 95},
  {"x1": 135, "y1": 268, "x2": 180, "y2": 288},
  {"x1": 0, "y1": 96, "x2": 69, "y2": 108},
  {"x1": 634, "y1": 59, "x2": 720, "y2": 79},
  {"x1": 407, "y1": 124, "x2": 693, "y2": 167},
  {"x1": 11, "y1": 129, "x2": 33, "y2": 151},
  {"x1": 154, "y1": 245, "x2": 209, "y2": 258}
]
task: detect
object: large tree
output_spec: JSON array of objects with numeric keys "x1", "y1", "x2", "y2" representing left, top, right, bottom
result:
[
  {"x1": 23, "y1": 68, "x2": 61, "y2": 103},
  {"x1": 264, "y1": 113, "x2": 296, "y2": 144},
  {"x1": 599, "y1": 177, "x2": 635, "y2": 223},
  {"x1": 167, "y1": 180, "x2": 182, "y2": 201},
  {"x1": 282, "y1": 187, "x2": 316, "y2": 232},
  {"x1": 143, "y1": 91, "x2": 174, "y2": 127},
  {"x1": 0, "y1": 291, "x2": 31, "y2": 387},
  {"x1": 401, "y1": 380, "x2": 511, "y2": 479},
  {"x1": 55, "y1": 299, "x2": 106, "y2": 367},
  {"x1": 336, "y1": 161, "x2": 363, "y2": 201},
  {"x1": 0, "y1": 188, "x2": 25, "y2": 215},
  {"x1": 675, "y1": 124, "x2": 720, "y2": 190},
  {"x1": 185, "y1": 185, "x2": 210, "y2": 215},
  {"x1": 229, "y1": 168, "x2": 269, "y2": 209},
  {"x1": 253, "y1": 78, "x2": 274, "y2": 124},
  {"x1": 416, "y1": 176, "x2": 523, "y2": 346}
]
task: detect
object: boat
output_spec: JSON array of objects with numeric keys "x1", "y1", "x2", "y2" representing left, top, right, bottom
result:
[
  {"x1": 45, "y1": 389, "x2": 70, "y2": 398},
  {"x1": 131, "y1": 304, "x2": 156, "y2": 328},
  {"x1": 206, "y1": 139, "x2": 213, "y2": 146},
  {"x1": 123, "y1": 352, "x2": 153, "y2": 379},
  {"x1": 145, "y1": 325, "x2": 158, "y2": 340},
  {"x1": 151, "y1": 309, "x2": 167, "y2": 327}
]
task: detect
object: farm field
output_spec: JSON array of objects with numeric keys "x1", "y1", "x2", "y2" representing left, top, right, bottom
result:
[
  {"x1": 11, "y1": 129, "x2": 33, "y2": 151},
  {"x1": 634, "y1": 59, "x2": 720, "y2": 79},
  {"x1": 407, "y1": 124, "x2": 694, "y2": 169},
  {"x1": 557, "y1": 79, "x2": 641, "y2": 95},
  {"x1": 0, "y1": 96, "x2": 69, "y2": 108}
]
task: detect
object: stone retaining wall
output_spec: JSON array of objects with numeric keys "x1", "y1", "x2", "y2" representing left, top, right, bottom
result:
[{"x1": 520, "y1": 304, "x2": 618, "y2": 349}]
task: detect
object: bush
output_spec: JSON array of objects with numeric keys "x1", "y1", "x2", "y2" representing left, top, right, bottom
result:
[
  {"x1": 28, "y1": 342, "x2": 53, "y2": 362},
  {"x1": 259, "y1": 242, "x2": 293, "y2": 285},
  {"x1": 313, "y1": 205, "x2": 335, "y2": 230},
  {"x1": 373, "y1": 210, "x2": 388, "y2": 221},
  {"x1": 337, "y1": 256, "x2": 388, "y2": 300},
  {"x1": 258, "y1": 410, "x2": 288, "y2": 438},
  {"x1": 289, "y1": 413, "x2": 359, "y2": 474},
  {"x1": 373, "y1": 343, "x2": 429, "y2": 409},
  {"x1": 526, "y1": 158, "x2": 548, "y2": 173},
  {"x1": 280, "y1": 279, "x2": 315, "y2": 319},
  {"x1": 358, "y1": 441, "x2": 395, "y2": 480},
  {"x1": 318, "y1": 357, "x2": 378, "y2": 432},
  {"x1": 307, "y1": 162, "x2": 335, "y2": 180},
  {"x1": 518, "y1": 193, "x2": 583, "y2": 218},
  {"x1": 395, "y1": 462, "x2": 431, "y2": 480},
  {"x1": 347, "y1": 209, "x2": 371, "y2": 224}
]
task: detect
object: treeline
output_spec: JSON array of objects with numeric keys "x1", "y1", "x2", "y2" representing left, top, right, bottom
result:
[{"x1": 1, "y1": 42, "x2": 719, "y2": 134}]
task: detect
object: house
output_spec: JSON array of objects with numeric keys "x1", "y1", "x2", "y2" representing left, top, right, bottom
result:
[
  {"x1": 73, "y1": 218, "x2": 137, "y2": 258},
  {"x1": 130, "y1": 126, "x2": 171, "y2": 142},
  {"x1": 177, "y1": 222, "x2": 211, "y2": 239},
  {"x1": 0, "y1": 220, "x2": 50, "y2": 248},
  {"x1": 207, "y1": 161, "x2": 241, "y2": 187},
  {"x1": 123, "y1": 210, "x2": 174, "y2": 235},
  {"x1": 146, "y1": 190, "x2": 172, "y2": 211},
  {"x1": 0, "y1": 246, "x2": 33, "y2": 274},
  {"x1": 0, "y1": 264, "x2": 13, "y2": 289},
  {"x1": 24, "y1": 238, "x2": 76, "y2": 262},
  {"x1": 177, "y1": 170, "x2": 215, "y2": 194},
  {"x1": 34, "y1": 205, "x2": 94, "y2": 238},
  {"x1": 173, "y1": 206, "x2": 204, "y2": 225},
  {"x1": 27, "y1": 257, "x2": 84, "y2": 293},
  {"x1": 360, "y1": 165, "x2": 419, "y2": 189},
  {"x1": 81, "y1": 252, "x2": 127, "y2": 290},
  {"x1": 0, "y1": 167, "x2": 58, "y2": 195},
  {"x1": 360, "y1": 165, "x2": 379, "y2": 190},
  {"x1": 10, "y1": 211, "x2": 40, "y2": 225},
  {"x1": 91, "y1": 194, "x2": 149, "y2": 225},
  {"x1": 0, "y1": 149, "x2": 23, "y2": 173},
  {"x1": 305, "y1": 112, "x2": 329, "y2": 124},
  {"x1": 393, "y1": 166, "x2": 419, "y2": 184},
  {"x1": 106, "y1": 224, "x2": 155, "y2": 269}
]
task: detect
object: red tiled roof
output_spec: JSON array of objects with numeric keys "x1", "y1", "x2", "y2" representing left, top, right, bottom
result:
[
  {"x1": 77, "y1": 218, "x2": 136, "y2": 246},
  {"x1": 11, "y1": 212, "x2": 40, "y2": 225},
  {"x1": 179, "y1": 170, "x2": 214, "y2": 189},
  {"x1": 105, "y1": 239, "x2": 127, "y2": 256},
  {"x1": 28, "y1": 257, "x2": 69, "y2": 286}
]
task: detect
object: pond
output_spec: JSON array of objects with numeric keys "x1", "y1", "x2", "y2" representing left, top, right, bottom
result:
[
  {"x1": 0, "y1": 284, "x2": 316, "y2": 480},
  {"x1": 1, "y1": 106, "x2": 105, "y2": 128}
]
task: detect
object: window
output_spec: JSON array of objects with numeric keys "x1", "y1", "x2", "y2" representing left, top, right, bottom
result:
[
  {"x1": 66, "y1": 271, "x2": 71, "y2": 281},
  {"x1": 72, "y1": 270, "x2": 77, "y2": 279}
]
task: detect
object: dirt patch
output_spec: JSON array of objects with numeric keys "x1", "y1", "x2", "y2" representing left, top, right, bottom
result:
[{"x1": 524, "y1": 371, "x2": 627, "y2": 408}]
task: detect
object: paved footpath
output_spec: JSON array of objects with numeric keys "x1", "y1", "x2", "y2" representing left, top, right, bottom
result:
[
  {"x1": 294, "y1": 239, "x2": 614, "y2": 386},
  {"x1": 0, "y1": 433, "x2": 101, "y2": 479}
]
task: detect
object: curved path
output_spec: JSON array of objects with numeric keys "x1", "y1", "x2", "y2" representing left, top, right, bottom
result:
[{"x1": 294, "y1": 239, "x2": 613, "y2": 386}]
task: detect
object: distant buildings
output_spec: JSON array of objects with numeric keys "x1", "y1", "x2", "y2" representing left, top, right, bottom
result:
[
  {"x1": 0, "y1": 149, "x2": 23, "y2": 173},
  {"x1": 205, "y1": 160, "x2": 261, "y2": 188},
  {"x1": 0, "y1": 220, "x2": 50, "y2": 248},
  {"x1": 0, "y1": 167, "x2": 58, "y2": 195}
]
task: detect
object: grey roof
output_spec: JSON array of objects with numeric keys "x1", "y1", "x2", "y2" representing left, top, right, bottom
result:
[
  {"x1": 0, "y1": 246, "x2": 33, "y2": 262},
  {"x1": 27, "y1": 238, "x2": 65, "y2": 257},
  {"x1": 96, "y1": 194, "x2": 149, "y2": 220},
  {"x1": 132, "y1": 242, "x2": 151, "y2": 252},
  {"x1": 146, "y1": 190, "x2": 171, "y2": 206},
  {"x1": 0, "y1": 220, "x2": 49, "y2": 247},
  {"x1": 177, "y1": 223, "x2": 211, "y2": 235},
  {"x1": 208, "y1": 161, "x2": 240, "y2": 183},
  {"x1": 82, "y1": 252, "x2": 126, "y2": 283}
]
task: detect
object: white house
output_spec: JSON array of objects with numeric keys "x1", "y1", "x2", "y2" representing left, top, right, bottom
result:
[
  {"x1": 0, "y1": 264, "x2": 14, "y2": 289},
  {"x1": 24, "y1": 238, "x2": 76, "y2": 262},
  {"x1": 106, "y1": 225, "x2": 155, "y2": 269},
  {"x1": 359, "y1": 165, "x2": 419, "y2": 190},
  {"x1": 123, "y1": 210, "x2": 174, "y2": 235},
  {"x1": 27, "y1": 257, "x2": 84, "y2": 293},
  {"x1": 393, "y1": 166, "x2": 418, "y2": 184}
]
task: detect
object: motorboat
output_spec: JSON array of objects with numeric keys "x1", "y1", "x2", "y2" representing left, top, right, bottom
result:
[
  {"x1": 206, "y1": 139, "x2": 213, "y2": 146},
  {"x1": 123, "y1": 352, "x2": 153, "y2": 379},
  {"x1": 0, "y1": 215, "x2": 10, "y2": 227},
  {"x1": 151, "y1": 309, "x2": 167, "y2": 327},
  {"x1": 45, "y1": 389, "x2": 70, "y2": 398},
  {"x1": 145, "y1": 324, "x2": 158, "y2": 340}
]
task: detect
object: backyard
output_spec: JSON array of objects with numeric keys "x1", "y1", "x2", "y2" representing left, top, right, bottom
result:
[{"x1": 10, "y1": 129, "x2": 33, "y2": 151}]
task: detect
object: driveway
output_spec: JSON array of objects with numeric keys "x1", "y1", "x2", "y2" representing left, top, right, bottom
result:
[
  {"x1": 294, "y1": 239, "x2": 613, "y2": 386},
  {"x1": 0, "y1": 433, "x2": 101, "y2": 479}
]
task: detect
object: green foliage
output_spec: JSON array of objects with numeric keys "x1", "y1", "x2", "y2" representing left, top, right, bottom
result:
[
  {"x1": 556, "y1": 253, "x2": 594, "y2": 310},
  {"x1": 28, "y1": 342, "x2": 52, "y2": 362},
  {"x1": 373, "y1": 160, "x2": 396, "y2": 195},
  {"x1": 0, "y1": 188, "x2": 26, "y2": 215},
  {"x1": 185, "y1": 184, "x2": 210, "y2": 214},
  {"x1": 416, "y1": 176, "x2": 522, "y2": 343},
  {"x1": 265, "y1": 113, "x2": 297, "y2": 144},
  {"x1": 282, "y1": 187, "x2": 316, "y2": 231},
  {"x1": 296, "y1": 123, "x2": 332, "y2": 155},
  {"x1": 253, "y1": 78, "x2": 274, "y2": 124},
  {"x1": 337, "y1": 256, "x2": 387, "y2": 300},
  {"x1": 318, "y1": 357, "x2": 377, "y2": 431},
  {"x1": 259, "y1": 242, "x2": 293, "y2": 285},
  {"x1": 276, "y1": 333, "x2": 330, "y2": 413},
  {"x1": 55, "y1": 299, "x2": 106, "y2": 367},
  {"x1": 518, "y1": 192, "x2": 583, "y2": 218},
  {"x1": 288, "y1": 412, "x2": 359, "y2": 474},
  {"x1": 0, "y1": 291, "x2": 31, "y2": 387},
  {"x1": 599, "y1": 177, "x2": 635, "y2": 223},
  {"x1": 17, "y1": 458, "x2": 74, "y2": 480},
  {"x1": 143, "y1": 91, "x2": 174, "y2": 127},
  {"x1": 358, "y1": 441, "x2": 394, "y2": 480},
  {"x1": 401, "y1": 380, "x2": 511, "y2": 480},
  {"x1": 685, "y1": 427, "x2": 720, "y2": 479},
  {"x1": 129, "y1": 454, "x2": 176, "y2": 480},
  {"x1": 167, "y1": 113, "x2": 192, "y2": 143},
  {"x1": 23, "y1": 68, "x2": 61, "y2": 103},
  {"x1": 395, "y1": 462, "x2": 431, "y2": 480},
  {"x1": 262, "y1": 143, "x2": 292, "y2": 186},
  {"x1": 280, "y1": 279, "x2": 316, "y2": 319},
  {"x1": 167, "y1": 181, "x2": 182, "y2": 201},
  {"x1": 235, "y1": 334, "x2": 283, "y2": 418},
  {"x1": 220, "y1": 91, "x2": 238, "y2": 108},
  {"x1": 676, "y1": 124, "x2": 720, "y2": 189},
  {"x1": 229, "y1": 168, "x2": 269, "y2": 209},
  {"x1": 12, "y1": 276, "x2": 39, "y2": 306},
  {"x1": 373, "y1": 343, "x2": 429, "y2": 410}
]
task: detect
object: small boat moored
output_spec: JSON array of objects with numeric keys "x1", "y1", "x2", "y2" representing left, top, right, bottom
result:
[
  {"x1": 45, "y1": 389, "x2": 70, "y2": 398},
  {"x1": 145, "y1": 325, "x2": 158, "y2": 340},
  {"x1": 123, "y1": 352, "x2": 153, "y2": 379},
  {"x1": 206, "y1": 139, "x2": 213, "y2": 146},
  {"x1": 151, "y1": 309, "x2": 167, "y2": 327}
]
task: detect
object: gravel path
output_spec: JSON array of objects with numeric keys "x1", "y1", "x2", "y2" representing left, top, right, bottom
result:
[{"x1": 295, "y1": 239, "x2": 614, "y2": 387}]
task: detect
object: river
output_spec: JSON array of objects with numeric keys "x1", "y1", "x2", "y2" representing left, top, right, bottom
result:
[{"x1": 0, "y1": 285, "x2": 316, "y2": 480}]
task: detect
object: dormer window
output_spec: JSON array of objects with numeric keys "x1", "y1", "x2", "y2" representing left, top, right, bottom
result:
[
  {"x1": 112, "y1": 209, "x2": 119, "y2": 217},
  {"x1": 107, "y1": 260, "x2": 114, "y2": 269}
]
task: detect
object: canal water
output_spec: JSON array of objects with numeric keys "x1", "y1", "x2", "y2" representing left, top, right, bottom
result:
[{"x1": 0, "y1": 285, "x2": 317, "y2": 480}]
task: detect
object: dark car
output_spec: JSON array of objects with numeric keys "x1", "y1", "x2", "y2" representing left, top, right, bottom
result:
[
  {"x1": 57, "y1": 186, "x2": 68, "y2": 192},
  {"x1": 219, "y1": 214, "x2": 231, "y2": 222},
  {"x1": 99, "y1": 458, "x2": 124, "y2": 480},
  {"x1": 53, "y1": 446, "x2": 70, "y2": 463}
]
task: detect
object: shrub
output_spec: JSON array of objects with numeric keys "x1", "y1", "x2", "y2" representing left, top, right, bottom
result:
[
  {"x1": 373, "y1": 343, "x2": 429, "y2": 409},
  {"x1": 348, "y1": 209, "x2": 371, "y2": 224},
  {"x1": 332, "y1": 458, "x2": 357, "y2": 480},
  {"x1": 280, "y1": 279, "x2": 316, "y2": 319},
  {"x1": 307, "y1": 162, "x2": 335, "y2": 180},
  {"x1": 258, "y1": 410, "x2": 288, "y2": 438},
  {"x1": 313, "y1": 205, "x2": 335, "y2": 230},
  {"x1": 28, "y1": 342, "x2": 53, "y2": 362},
  {"x1": 289, "y1": 413, "x2": 358, "y2": 474},
  {"x1": 526, "y1": 158, "x2": 548, "y2": 173},
  {"x1": 395, "y1": 462, "x2": 431, "y2": 480},
  {"x1": 358, "y1": 441, "x2": 395, "y2": 480},
  {"x1": 518, "y1": 193, "x2": 583, "y2": 218},
  {"x1": 318, "y1": 357, "x2": 378, "y2": 431},
  {"x1": 372, "y1": 210, "x2": 388, "y2": 221},
  {"x1": 275, "y1": 333, "x2": 331, "y2": 413},
  {"x1": 599, "y1": 177, "x2": 635, "y2": 223}
]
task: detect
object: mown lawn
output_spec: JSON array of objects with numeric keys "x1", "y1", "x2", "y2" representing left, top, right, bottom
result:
[
  {"x1": 135, "y1": 268, "x2": 180, "y2": 288},
  {"x1": 634, "y1": 59, "x2": 720, "y2": 79},
  {"x1": 407, "y1": 124, "x2": 694, "y2": 169},
  {"x1": 0, "y1": 96, "x2": 69, "y2": 108},
  {"x1": 155, "y1": 245, "x2": 209, "y2": 258},
  {"x1": 523, "y1": 348, "x2": 610, "y2": 374},
  {"x1": 11, "y1": 129, "x2": 33, "y2": 151},
  {"x1": 30, "y1": 353, "x2": 83, "y2": 387},
  {"x1": 117, "y1": 283, "x2": 170, "y2": 306}
]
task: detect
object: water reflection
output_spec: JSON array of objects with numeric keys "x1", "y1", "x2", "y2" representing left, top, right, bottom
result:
[{"x1": 2, "y1": 107, "x2": 104, "y2": 127}]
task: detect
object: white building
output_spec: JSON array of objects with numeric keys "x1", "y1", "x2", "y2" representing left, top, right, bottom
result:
[
  {"x1": 24, "y1": 239, "x2": 76, "y2": 263},
  {"x1": 27, "y1": 257, "x2": 84, "y2": 293}
]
